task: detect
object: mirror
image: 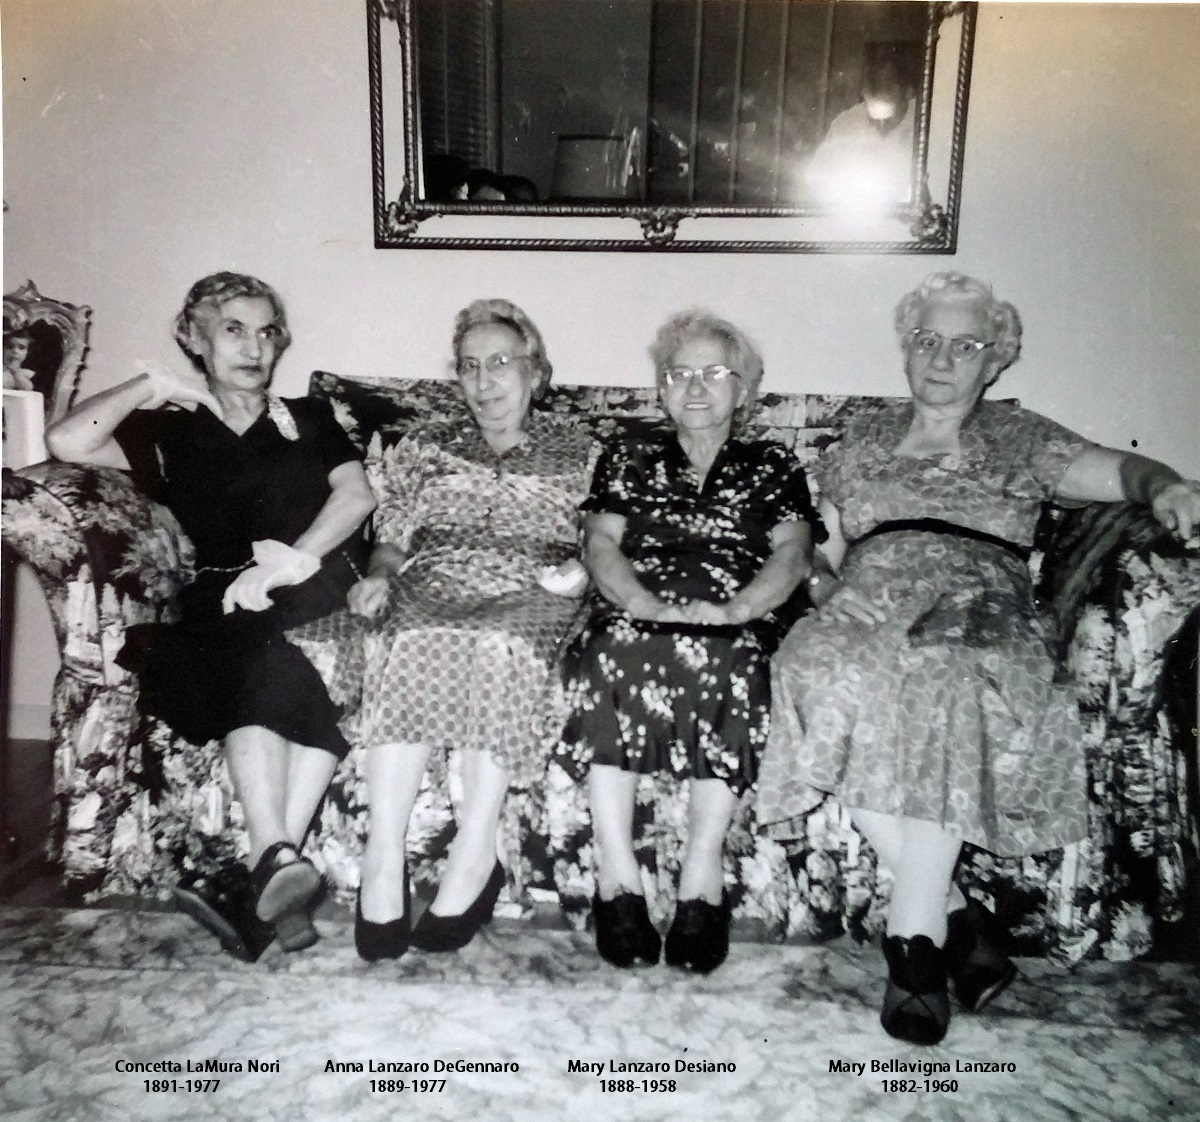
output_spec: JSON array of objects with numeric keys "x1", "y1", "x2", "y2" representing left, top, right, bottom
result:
[{"x1": 371, "y1": 0, "x2": 976, "y2": 252}]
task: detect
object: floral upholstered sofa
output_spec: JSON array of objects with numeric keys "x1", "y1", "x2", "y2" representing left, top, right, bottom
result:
[{"x1": 4, "y1": 372, "x2": 1199, "y2": 964}]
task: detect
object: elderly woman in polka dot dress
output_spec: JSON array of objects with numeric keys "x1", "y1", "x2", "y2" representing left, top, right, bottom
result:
[{"x1": 297, "y1": 299, "x2": 597, "y2": 961}]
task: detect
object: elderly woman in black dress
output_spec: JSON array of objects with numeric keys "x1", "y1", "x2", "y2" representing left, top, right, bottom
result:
[
  {"x1": 757, "y1": 272, "x2": 1200, "y2": 1045},
  {"x1": 45, "y1": 272, "x2": 376, "y2": 959},
  {"x1": 559, "y1": 310, "x2": 823, "y2": 974}
]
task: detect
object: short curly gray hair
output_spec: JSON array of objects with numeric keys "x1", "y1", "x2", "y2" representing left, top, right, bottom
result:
[
  {"x1": 173, "y1": 272, "x2": 292, "y2": 373},
  {"x1": 452, "y1": 299, "x2": 553, "y2": 397},
  {"x1": 649, "y1": 310, "x2": 764, "y2": 429},
  {"x1": 894, "y1": 272, "x2": 1022, "y2": 371}
]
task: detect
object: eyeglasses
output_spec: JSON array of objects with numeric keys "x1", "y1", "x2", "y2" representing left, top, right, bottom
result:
[
  {"x1": 661, "y1": 364, "x2": 741, "y2": 388},
  {"x1": 905, "y1": 329, "x2": 995, "y2": 361},
  {"x1": 456, "y1": 352, "x2": 529, "y2": 380}
]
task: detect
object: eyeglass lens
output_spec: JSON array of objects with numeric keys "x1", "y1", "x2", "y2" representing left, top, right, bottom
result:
[{"x1": 664, "y1": 365, "x2": 738, "y2": 386}]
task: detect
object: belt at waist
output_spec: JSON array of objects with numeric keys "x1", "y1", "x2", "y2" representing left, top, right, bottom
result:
[{"x1": 853, "y1": 518, "x2": 1030, "y2": 563}]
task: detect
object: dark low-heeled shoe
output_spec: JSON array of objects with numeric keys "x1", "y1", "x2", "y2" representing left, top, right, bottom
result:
[
  {"x1": 172, "y1": 862, "x2": 274, "y2": 963},
  {"x1": 664, "y1": 893, "x2": 731, "y2": 975},
  {"x1": 880, "y1": 934, "x2": 951, "y2": 1046},
  {"x1": 592, "y1": 892, "x2": 661, "y2": 968},
  {"x1": 356, "y1": 868, "x2": 411, "y2": 962},
  {"x1": 251, "y1": 841, "x2": 322, "y2": 923},
  {"x1": 411, "y1": 860, "x2": 505, "y2": 953},
  {"x1": 945, "y1": 899, "x2": 1018, "y2": 1012}
]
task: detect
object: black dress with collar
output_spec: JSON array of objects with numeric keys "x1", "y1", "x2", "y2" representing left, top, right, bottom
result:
[{"x1": 113, "y1": 398, "x2": 368, "y2": 758}]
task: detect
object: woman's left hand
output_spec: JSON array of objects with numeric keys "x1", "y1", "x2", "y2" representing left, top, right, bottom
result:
[{"x1": 1151, "y1": 479, "x2": 1200, "y2": 547}]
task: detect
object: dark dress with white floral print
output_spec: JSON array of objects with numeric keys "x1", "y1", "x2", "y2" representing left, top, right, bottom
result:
[
  {"x1": 112, "y1": 397, "x2": 368, "y2": 759},
  {"x1": 559, "y1": 429, "x2": 823, "y2": 795}
]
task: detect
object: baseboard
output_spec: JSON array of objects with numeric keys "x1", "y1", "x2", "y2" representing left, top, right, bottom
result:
[{"x1": 8, "y1": 703, "x2": 51, "y2": 741}]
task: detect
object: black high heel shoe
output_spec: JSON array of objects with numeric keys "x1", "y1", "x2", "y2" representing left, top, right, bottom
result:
[
  {"x1": 355, "y1": 867, "x2": 411, "y2": 962},
  {"x1": 945, "y1": 899, "x2": 1018, "y2": 1012},
  {"x1": 410, "y1": 860, "x2": 505, "y2": 952},
  {"x1": 880, "y1": 934, "x2": 951, "y2": 1046},
  {"x1": 664, "y1": 893, "x2": 732, "y2": 974},
  {"x1": 592, "y1": 892, "x2": 662, "y2": 968}
]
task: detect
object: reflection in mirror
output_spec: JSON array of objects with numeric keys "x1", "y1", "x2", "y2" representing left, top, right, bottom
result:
[
  {"x1": 373, "y1": 0, "x2": 976, "y2": 251},
  {"x1": 415, "y1": 0, "x2": 926, "y2": 207}
]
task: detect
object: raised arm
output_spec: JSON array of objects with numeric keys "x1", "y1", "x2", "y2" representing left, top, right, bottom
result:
[
  {"x1": 45, "y1": 364, "x2": 221, "y2": 468},
  {"x1": 1056, "y1": 446, "x2": 1200, "y2": 546},
  {"x1": 44, "y1": 374, "x2": 155, "y2": 468}
]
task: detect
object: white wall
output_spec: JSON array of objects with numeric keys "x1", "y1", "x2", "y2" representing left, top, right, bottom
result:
[{"x1": 4, "y1": 1, "x2": 1200, "y2": 730}]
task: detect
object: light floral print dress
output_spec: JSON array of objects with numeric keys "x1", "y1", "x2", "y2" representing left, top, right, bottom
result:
[{"x1": 756, "y1": 400, "x2": 1093, "y2": 855}]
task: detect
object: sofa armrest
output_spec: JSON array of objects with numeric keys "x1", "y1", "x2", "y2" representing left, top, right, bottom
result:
[
  {"x1": 2, "y1": 461, "x2": 195, "y2": 679},
  {"x1": 1040, "y1": 502, "x2": 1200, "y2": 868},
  {"x1": 1038, "y1": 501, "x2": 1200, "y2": 667}
]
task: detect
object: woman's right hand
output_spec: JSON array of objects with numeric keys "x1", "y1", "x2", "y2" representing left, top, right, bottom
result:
[
  {"x1": 624, "y1": 590, "x2": 679, "y2": 622},
  {"x1": 822, "y1": 585, "x2": 889, "y2": 627},
  {"x1": 348, "y1": 574, "x2": 391, "y2": 618},
  {"x1": 136, "y1": 361, "x2": 223, "y2": 416}
]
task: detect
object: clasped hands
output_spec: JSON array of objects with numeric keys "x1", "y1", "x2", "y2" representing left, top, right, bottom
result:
[
  {"x1": 627, "y1": 592, "x2": 753, "y2": 626},
  {"x1": 347, "y1": 559, "x2": 589, "y2": 620},
  {"x1": 222, "y1": 540, "x2": 321, "y2": 614}
]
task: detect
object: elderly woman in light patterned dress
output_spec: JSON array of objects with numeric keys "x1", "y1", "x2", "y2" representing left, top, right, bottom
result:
[
  {"x1": 293, "y1": 299, "x2": 596, "y2": 961},
  {"x1": 756, "y1": 272, "x2": 1200, "y2": 1046}
]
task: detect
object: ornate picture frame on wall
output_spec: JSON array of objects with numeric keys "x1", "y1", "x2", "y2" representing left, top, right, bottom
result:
[{"x1": 370, "y1": 0, "x2": 977, "y2": 253}]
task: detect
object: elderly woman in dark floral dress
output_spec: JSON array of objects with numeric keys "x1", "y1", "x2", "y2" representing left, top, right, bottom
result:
[
  {"x1": 559, "y1": 310, "x2": 823, "y2": 974},
  {"x1": 293, "y1": 299, "x2": 596, "y2": 961},
  {"x1": 757, "y1": 272, "x2": 1200, "y2": 1046}
]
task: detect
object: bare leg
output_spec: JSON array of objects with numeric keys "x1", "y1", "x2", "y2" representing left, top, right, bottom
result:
[
  {"x1": 852, "y1": 808, "x2": 962, "y2": 945},
  {"x1": 677, "y1": 778, "x2": 738, "y2": 904},
  {"x1": 588, "y1": 765, "x2": 642, "y2": 900},
  {"x1": 283, "y1": 743, "x2": 338, "y2": 846},
  {"x1": 428, "y1": 747, "x2": 508, "y2": 916},
  {"x1": 226, "y1": 725, "x2": 292, "y2": 865},
  {"x1": 360, "y1": 741, "x2": 432, "y2": 923}
]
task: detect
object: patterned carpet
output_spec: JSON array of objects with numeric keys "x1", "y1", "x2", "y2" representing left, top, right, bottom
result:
[{"x1": 1, "y1": 905, "x2": 1198, "y2": 1122}]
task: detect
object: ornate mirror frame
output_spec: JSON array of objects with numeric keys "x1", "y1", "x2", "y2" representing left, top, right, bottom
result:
[
  {"x1": 3, "y1": 280, "x2": 92, "y2": 426},
  {"x1": 370, "y1": 0, "x2": 976, "y2": 253}
]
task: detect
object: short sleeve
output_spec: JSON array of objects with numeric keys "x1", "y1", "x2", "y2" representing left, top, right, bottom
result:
[
  {"x1": 1012, "y1": 407, "x2": 1093, "y2": 496},
  {"x1": 580, "y1": 439, "x2": 640, "y2": 517},
  {"x1": 812, "y1": 419, "x2": 864, "y2": 510},
  {"x1": 112, "y1": 408, "x2": 176, "y2": 498},
  {"x1": 755, "y1": 442, "x2": 827, "y2": 543},
  {"x1": 296, "y1": 397, "x2": 363, "y2": 476},
  {"x1": 367, "y1": 426, "x2": 447, "y2": 551}
]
